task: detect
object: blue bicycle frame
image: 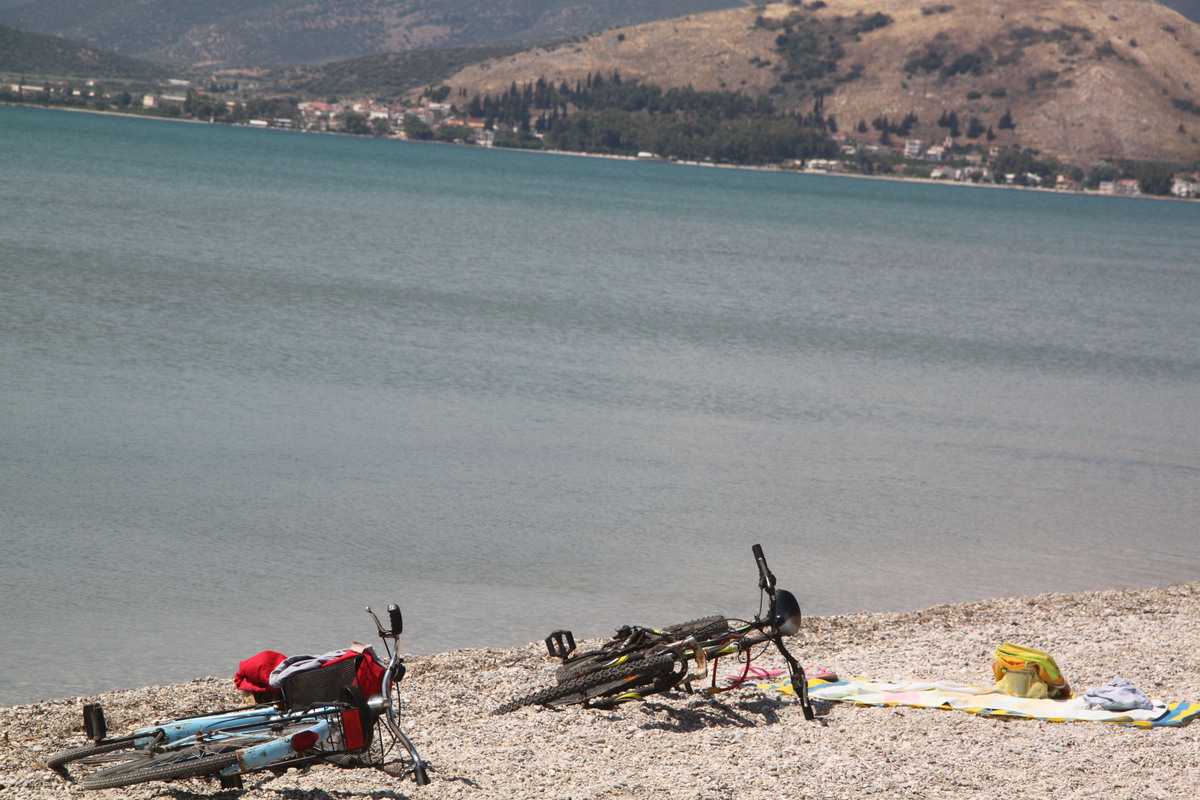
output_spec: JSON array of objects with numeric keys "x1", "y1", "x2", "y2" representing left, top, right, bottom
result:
[{"x1": 49, "y1": 603, "x2": 429, "y2": 790}]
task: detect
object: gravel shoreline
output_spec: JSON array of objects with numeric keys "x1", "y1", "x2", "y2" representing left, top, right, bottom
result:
[{"x1": 4, "y1": 582, "x2": 1198, "y2": 800}]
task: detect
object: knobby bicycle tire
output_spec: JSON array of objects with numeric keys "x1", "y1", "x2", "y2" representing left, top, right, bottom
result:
[
  {"x1": 662, "y1": 615, "x2": 729, "y2": 637},
  {"x1": 78, "y1": 749, "x2": 239, "y2": 790},
  {"x1": 494, "y1": 653, "x2": 677, "y2": 714},
  {"x1": 555, "y1": 616, "x2": 729, "y2": 683}
]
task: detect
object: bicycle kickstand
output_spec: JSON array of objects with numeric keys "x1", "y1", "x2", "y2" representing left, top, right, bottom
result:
[{"x1": 83, "y1": 703, "x2": 107, "y2": 743}]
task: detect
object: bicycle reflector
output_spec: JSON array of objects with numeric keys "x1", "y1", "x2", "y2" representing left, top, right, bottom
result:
[
  {"x1": 290, "y1": 730, "x2": 320, "y2": 752},
  {"x1": 773, "y1": 589, "x2": 803, "y2": 636}
]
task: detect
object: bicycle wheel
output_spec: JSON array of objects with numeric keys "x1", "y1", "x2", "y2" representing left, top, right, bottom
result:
[
  {"x1": 555, "y1": 616, "x2": 728, "y2": 683},
  {"x1": 47, "y1": 737, "x2": 141, "y2": 773},
  {"x1": 494, "y1": 653, "x2": 677, "y2": 714},
  {"x1": 77, "y1": 747, "x2": 240, "y2": 790},
  {"x1": 49, "y1": 703, "x2": 284, "y2": 782},
  {"x1": 74, "y1": 718, "x2": 318, "y2": 790}
]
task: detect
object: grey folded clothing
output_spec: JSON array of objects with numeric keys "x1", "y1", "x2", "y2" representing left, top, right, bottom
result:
[{"x1": 1082, "y1": 678, "x2": 1153, "y2": 711}]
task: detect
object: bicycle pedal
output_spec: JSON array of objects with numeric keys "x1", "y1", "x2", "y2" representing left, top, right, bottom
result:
[{"x1": 545, "y1": 630, "x2": 576, "y2": 660}]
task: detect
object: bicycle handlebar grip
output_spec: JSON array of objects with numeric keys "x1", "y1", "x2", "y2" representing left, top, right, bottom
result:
[
  {"x1": 752, "y1": 543, "x2": 775, "y2": 589},
  {"x1": 388, "y1": 604, "x2": 403, "y2": 636}
]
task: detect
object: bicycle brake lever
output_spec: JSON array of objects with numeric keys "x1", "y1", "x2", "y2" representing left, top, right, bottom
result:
[
  {"x1": 689, "y1": 638, "x2": 707, "y2": 679},
  {"x1": 665, "y1": 636, "x2": 706, "y2": 680}
]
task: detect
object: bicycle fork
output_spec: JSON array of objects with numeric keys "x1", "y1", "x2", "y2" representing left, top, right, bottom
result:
[{"x1": 773, "y1": 636, "x2": 815, "y2": 720}]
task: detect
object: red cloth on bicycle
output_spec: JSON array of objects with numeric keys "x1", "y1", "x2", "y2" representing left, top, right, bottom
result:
[
  {"x1": 237, "y1": 646, "x2": 385, "y2": 697},
  {"x1": 328, "y1": 647, "x2": 385, "y2": 697},
  {"x1": 234, "y1": 650, "x2": 287, "y2": 693}
]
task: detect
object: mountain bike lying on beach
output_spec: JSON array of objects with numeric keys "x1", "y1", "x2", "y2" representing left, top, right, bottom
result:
[
  {"x1": 493, "y1": 544, "x2": 816, "y2": 719},
  {"x1": 48, "y1": 604, "x2": 430, "y2": 791}
]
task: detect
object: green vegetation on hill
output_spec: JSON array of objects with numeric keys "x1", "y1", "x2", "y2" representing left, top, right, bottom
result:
[
  {"x1": 1, "y1": 0, "x2": 325, "y2": 61},
  {"x1": 754, "y1": 3, "x2": 893, "y2": 100},
  {"x1": 463, "y1": 71, "x2": 837, "y2": 165},
  {"x1": 900, "y1": 20, "x2": 1103, "y2": 87},
  {"x1": 542, "y1": 108, "x2": 835, "y2": 165},
  {"x1": 0, "y1": 24, "x2": 170, "y2": 81},
  {"x1": 0, "y1": 1, "x2": 747, "y2": 68},
  {"x1": 264, "y1": 46, "x2": 528, "y2": 102}
]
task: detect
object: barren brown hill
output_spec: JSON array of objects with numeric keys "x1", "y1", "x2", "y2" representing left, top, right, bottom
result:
[{"x1": 435, "y1": 0, "x2": 1200, "y2": 163}]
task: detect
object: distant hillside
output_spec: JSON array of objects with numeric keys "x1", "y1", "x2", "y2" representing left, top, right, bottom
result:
[
  {"x1": 434, "y1": 0, "x2": 1200, "y2": 164},
  {"x1": 3, "y1": 0, "x2": 1198, "y2": 71},
  {"x1": 0, "y1": 24, "x2": 170, "y2": 80},
  {"x1": 0, "y1": 1, "x2": 749, "y2": 68},
  {"x1": 262, "y1": 45, "x2": 528, "y2": 102}
]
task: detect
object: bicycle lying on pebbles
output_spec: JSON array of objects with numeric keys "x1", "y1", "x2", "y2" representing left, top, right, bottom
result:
[
  {"x1": 47, "y1": 604, "x2": 430, "y2": 791},
  {"x1": 493, "y1": 544, "x2": 816, "y2": 719}
]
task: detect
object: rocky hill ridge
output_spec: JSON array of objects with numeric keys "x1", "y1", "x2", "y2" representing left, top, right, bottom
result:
[{"x1": 436, "y1": 0, "x2": 1200, "y2": 163}]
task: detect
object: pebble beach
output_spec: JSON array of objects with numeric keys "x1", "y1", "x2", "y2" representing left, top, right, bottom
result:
[{"x1": 3, "y1": 582, "x2": 1198, "y2": 800}]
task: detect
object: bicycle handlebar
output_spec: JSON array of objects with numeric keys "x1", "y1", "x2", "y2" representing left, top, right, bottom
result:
[
  {"x1": 365, "y1": 604, "x2": 406, "y2": 665},
  {"x1": 752, "y1": 543, "x2": 775, "y2": 593}
]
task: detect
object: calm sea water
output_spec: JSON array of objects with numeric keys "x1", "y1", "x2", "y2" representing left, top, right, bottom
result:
[{"x1": 2, "y1": 105, "x2": 1199, "y2": 707}]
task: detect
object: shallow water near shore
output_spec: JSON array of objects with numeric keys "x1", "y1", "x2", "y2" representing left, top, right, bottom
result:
[{"x1": 2, "y1": 105, "x2": 1199, "y2": 708}]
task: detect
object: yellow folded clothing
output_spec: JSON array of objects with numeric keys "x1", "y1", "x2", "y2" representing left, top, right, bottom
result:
[{"x1": 991, "y1": 642, "x2": 1070, "y2": 699}]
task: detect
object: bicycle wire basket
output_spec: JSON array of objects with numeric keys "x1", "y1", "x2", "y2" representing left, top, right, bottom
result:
[
  {"x1": 281, "y1": 656, "x2": 363, "y2": 710},
  {"x1": 279, "y1": 655, "x2": 386, "y2": 765}
]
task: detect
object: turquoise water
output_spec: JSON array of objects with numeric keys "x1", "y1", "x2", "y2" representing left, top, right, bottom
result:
[{"x1": 2, "y1": 105, "x2": 1199, "y2": 706}]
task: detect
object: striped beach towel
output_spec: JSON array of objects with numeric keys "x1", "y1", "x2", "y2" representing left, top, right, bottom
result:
[{"x1": 763, "y1": 677, "x2": 1200, "y2": 728}]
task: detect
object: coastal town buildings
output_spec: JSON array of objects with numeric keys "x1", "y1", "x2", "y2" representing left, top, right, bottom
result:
[{"x1": 8, "y1": 82, "x2": 1197, "y2": 198}]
